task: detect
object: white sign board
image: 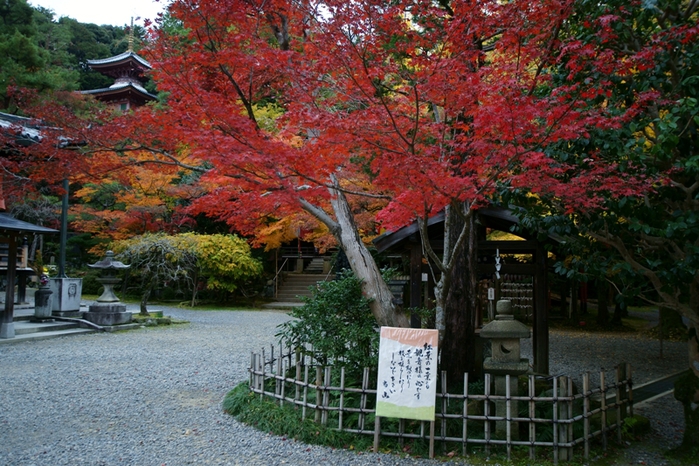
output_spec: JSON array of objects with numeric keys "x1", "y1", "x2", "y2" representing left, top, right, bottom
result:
[{"x1": 376, "y1": 327, "x2": 438, "y2": 421}]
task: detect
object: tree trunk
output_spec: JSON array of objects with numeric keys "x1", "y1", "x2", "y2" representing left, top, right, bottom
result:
[
  {"x1": 140, "y1": 287, "x2": 151, "y2": 315},
  {"x1": 674, "y1": 279, "x2": 699, "y2": 449},
  {"x1": 612, "y1": 296, "x2": 625, "y2": 326},
  {"x1": 596, "y1": 278, "x2": 609, "y2": 327},
  {"x1": 326, "y1": 184, "x2": 409, "y2": 328},
  {"x1": 674, "y1": 319, "x2": 699, "y2": 449},
  {"x1": 440, "y1": 210, "x2": 478, "y2": 385},
  {"x1": 570, "y1": 281, "x2": 579, "y2": 325},
  {"x1": 190, "y1": 270, "x2": 199, "y2": 307},
  {"x1": 659, "y1": 307, "x2": 685, "y2": 337}
]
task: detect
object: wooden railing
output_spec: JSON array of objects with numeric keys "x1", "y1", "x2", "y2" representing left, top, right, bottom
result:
[{"x1": 249, "y1": 345, "x2": 632, "y2": 464}]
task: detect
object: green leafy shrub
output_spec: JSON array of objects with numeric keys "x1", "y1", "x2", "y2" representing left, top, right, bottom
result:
[{"x1": 276, "y1": 270, "x2": 378, "y2": 377}]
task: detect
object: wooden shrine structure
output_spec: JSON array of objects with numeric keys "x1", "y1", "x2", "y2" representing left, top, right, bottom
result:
[
  {"x1": 373, "y1": 207, "x2": 561, "y2": 375},
  {"x1": 0, "y1": 214, "x2": 57, "y2": 338}
]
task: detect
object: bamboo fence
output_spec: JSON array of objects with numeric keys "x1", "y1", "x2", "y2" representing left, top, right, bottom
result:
[{"x1": 248, "y1": 345, "x2": 633, "y2": 464}]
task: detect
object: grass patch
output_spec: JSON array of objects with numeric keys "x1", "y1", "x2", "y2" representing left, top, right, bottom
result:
[{"x1": 223, "y1": 383, "x2": 376, "y2": 453}]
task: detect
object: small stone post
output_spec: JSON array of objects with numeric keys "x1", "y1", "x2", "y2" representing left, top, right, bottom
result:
[{"x1": 481, "y1": 300, "x2": 531, "y2": 439}]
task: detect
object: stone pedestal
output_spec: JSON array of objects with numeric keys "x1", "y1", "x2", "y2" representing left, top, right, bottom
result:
[
  {"x1": 0, "y1": 321, "x2": 14, "y2": 339},
  {"x1": 49, "y1": 277, "x2": 83, "y2": 316},
  {"x1": 83, "y1": 302, "x2": 132, "y2": 326},
  {"x1": 33, "y1": 287, "x2": 54, "y2": 320}
]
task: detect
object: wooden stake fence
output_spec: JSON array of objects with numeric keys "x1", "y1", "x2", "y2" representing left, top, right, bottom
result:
[{"x1": 248, "y1": 345, "x2": 632, "y2": 464}]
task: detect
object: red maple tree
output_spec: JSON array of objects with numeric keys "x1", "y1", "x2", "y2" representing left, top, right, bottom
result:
[{"x1": 9, "y1": 0, "x2": 655, "y2": 375}]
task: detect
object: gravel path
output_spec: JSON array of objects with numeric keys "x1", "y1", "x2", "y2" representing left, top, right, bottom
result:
[{"x1": 0, "y1": 307, "x2": 688, "y2": 465}]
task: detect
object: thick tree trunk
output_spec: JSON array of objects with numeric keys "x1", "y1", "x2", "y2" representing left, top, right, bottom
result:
[
  {"x1": 307, "y1": 180, "x2": 409, "y2": 328},
  {"x1": 440, "y1": 211, "x2": 478, "y2": 385}
]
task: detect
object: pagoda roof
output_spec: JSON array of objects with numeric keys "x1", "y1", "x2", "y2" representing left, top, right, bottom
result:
[
  {"x1": 82, "y1": 82, "x2": 157, "y2": 104},
  {"x1": 87, "y1": 50, "x2": 151, "y2": 71}
]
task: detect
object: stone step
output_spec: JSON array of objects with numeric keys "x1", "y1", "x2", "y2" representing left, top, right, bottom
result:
[
  {"x1": 274, "y1": 273, "x2": 334, "y2": 302},
  {"x1": 274, "y1": 296, "x2": 304, "y2": 303},
  {"x1": 14, "y1": 320, "x2": 80, "y2": 335}
]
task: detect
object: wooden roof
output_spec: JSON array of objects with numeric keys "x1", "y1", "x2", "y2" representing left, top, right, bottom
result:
[
  {"x1": 0, "y1": 213, "x2": 58, "y2": 235},
  {"x1": 373, "y1": 207, "x2": 565, "y2": 254}
]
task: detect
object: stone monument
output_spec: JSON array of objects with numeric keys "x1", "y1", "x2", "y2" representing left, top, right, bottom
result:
[
  {"x1": 481, "y1": 299, "x2": 531, "y2": 439},
  {"x1": 83, "y1": 251, "x2": 132, "y2": 326}
]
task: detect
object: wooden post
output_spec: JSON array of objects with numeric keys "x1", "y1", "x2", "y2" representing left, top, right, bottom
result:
[
  {"x1": 359, "y1": 367, "x2": 369, "y2": 431},
  {"x1": 441, "y1": 370, "x2": 447, "y2": 454},
  {"x1": 302, "y1": 365, "x2": 309, "y2": 420},
  {"x1": 463, "y1": 372, "x2": 469, "y2": 457},
  {"x1": 600, "y1": 370, "x2": 607, "y2": 449},
  {"x1": 315, "y1": 367, "x2": 322, "y2": 423},
  {"x1": 373, "y1": 416, "x2": 381, "y2": 453},
  {"x1": 616, "y1": 365, "x2": 623, "y2": 444},
  {"x1": 553, "y1": 376, "x2": 559, "y2": 465},
  {"x1": 410, "y1": 239, "x2": 422, "y2": 328},
  {"x1": 280, "y1": 357, "x2": 286, "y2": 406},
  {"x1": 583, "y1": 372, "x2": 590, "y2": 460},
  {"x1": 627, "y1": 363, "x2": 634, "y2": 419},
  {"x1": 338, "y1": 367, "x2": 345, "y2": 431},
  {"x1": 506, "y1": 374, "x2": 512, "y2": 461},
  {"x1": 322, "y1": 366, "x2": 331, "y2": 426},
  {"x1": 529, "y1": 374, "x2": 536, "y2": 460},
  {"x1": 484, "y1": 373, "x2": 491, "y2": 456},
  {"x1": 533, "y1": 243, "x2": 549, "y2": 374},
  {"x1": 249, "y1": 352, "x2": 254, "y2": 388},
  {"x1": 295, "y1": 362, "x2": 301, "y2": 406},
  {"x1": 276, "y1": 348, "x2": 283, "y2": 401},
  {"x1": 554, "y1": 377, "x2": 572, "y2": 461},
  {"x1": 0, "y1": 235, "x2": 17, "y2": 339}
]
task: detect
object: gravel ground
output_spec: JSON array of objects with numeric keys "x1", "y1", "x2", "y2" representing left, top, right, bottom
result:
[{"x1": 0, "y1": 307, "x2": 689, "y2": 465}]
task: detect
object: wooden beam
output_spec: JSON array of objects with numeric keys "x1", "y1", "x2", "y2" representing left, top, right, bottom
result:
[
  {"x1": 478, "y1": 264, "x2": 538, "y2": 275},
  {"x1": 478, "y1": 240, "x2": 538, "y2": 253}
]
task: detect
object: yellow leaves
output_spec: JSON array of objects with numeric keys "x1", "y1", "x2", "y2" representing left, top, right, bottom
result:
[
  {"x1": 74, "y1": 185, "x2": 98, "y2": 202},
  {"x1": 256, "y1": 217, "x2": 302, "y2": 251},
  {"x1": 251, "y1": 103, "x2": 285, "y2": 133},
  {"x1": 111, "y1": 233, "x2": 263, "y2": 294}
]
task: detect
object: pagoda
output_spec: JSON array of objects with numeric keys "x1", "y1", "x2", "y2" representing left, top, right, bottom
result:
[{"x1": 82, "y1": 27, "x2": 156, "y2": 110}]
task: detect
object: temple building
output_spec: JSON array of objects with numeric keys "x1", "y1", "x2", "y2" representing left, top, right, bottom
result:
[{"x1": 81, "y1": 49, "x2": 156, "y2": 110}]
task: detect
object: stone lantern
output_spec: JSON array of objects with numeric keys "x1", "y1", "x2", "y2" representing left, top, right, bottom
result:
[
  {"x1": 480, "y1": 300, "x2": 531, "y2": 438},
  {"x1": 83, "y1": 251, "x2": 132, "y2": 326}
]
